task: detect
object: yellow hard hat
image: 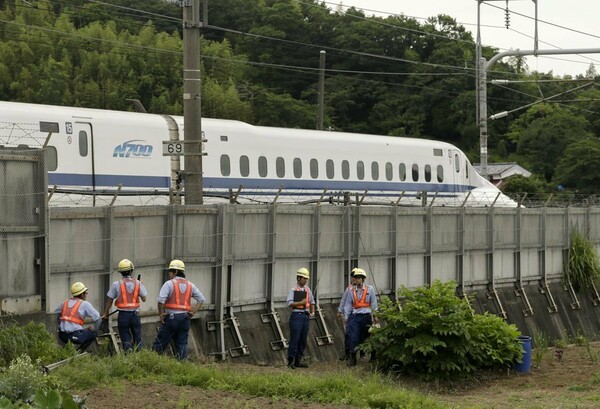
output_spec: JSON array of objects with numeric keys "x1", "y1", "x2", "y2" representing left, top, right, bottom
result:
[
  {"x1": 296, "y1": 267, "x2": 310, "y2": 279},
  {"x1": 168, "y1": 259, "x2": 185, "y2": 271},
  {"x1": 117, "y1": 258, "x2": 134, "y2": 273},
  {"x1": 71, "y1": 282, "x2": 88, "y2": 296},
  {"x1": 352, "y1": 268, "x2": 366, "y2": 278}
]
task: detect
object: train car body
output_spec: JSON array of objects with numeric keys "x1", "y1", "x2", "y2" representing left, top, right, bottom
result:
[{"x1": 0, "y1": 101, "x2": 514, "y2": 207}]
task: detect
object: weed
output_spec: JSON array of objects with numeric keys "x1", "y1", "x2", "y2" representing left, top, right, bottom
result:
[
  {"x1": 0, "y1": 355, "x2": 61, "y2": 402},
  {"x1": 553, "y1": 338, "x2": 568, "y2": 349},
  {"x1": 568, "y1": 384, "x2": 590, "y2": 392},
  {"x1": 585, "y1": 343, "x2": 599, "y2": 363},
  {"x1": 51, "y1": 352, "x2": 448, "y2": 409},
  {"x1": 531, "y1": 328, "x2": 549, "y2": 370},
  {"x1": 573, "y1": 328, "x2": 588, "y2": 346},
  {"x1": 565, "y1": 228, "x2": 600, "y2": 290},
  {"x1": 0, "y1": 321, "x2": 75, "y2": 367}
]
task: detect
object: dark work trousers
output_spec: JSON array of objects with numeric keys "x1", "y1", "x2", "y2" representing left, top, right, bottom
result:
[
  {"x1": 152, "y1": 313, "x2": 191, "y2": 360},
  {"x1": 117, "y1": 310, "x2": 142, "y2": 352},
  {"x1": 346, "y1": 313, "x2": 372, "y2": 353},
  {"x1": 287, "y1": 312, "x2": 309, "y2": 359},
  {"x1": 58, "y1": 328, "x2": 97, "y2": 352}
]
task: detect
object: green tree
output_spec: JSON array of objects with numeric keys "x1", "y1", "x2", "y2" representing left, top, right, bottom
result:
[
  {"x1": 508, "y1": 104, "x2": 593, "y2": 182},
  {"x1": 500, "y1": 174, "x2": 548, "y2": 195},
  {"x1": 554, "y1": 137, "x2": 600, "y2": 193}
]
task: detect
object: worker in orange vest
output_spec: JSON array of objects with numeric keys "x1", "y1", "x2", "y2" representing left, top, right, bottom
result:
[
  {"x1": 55, "y1": 282, "x2": 101, "y2": 352},
  {"x1": 286, "y1": 267, "x2": 315, "y2": 369},
  {"x1": 341, "y1": 268, "x2": 379, "y2": 366},
  {"x1": 102, "y1": 259, "x2": 147, "y2": 352},
  {"x1": 152, "y1": 259, "x2": 205, "y2": 360}
]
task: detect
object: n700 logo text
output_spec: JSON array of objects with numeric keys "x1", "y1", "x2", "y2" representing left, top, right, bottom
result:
[{"x1": 113, "y1": 140, "x2": 153, "y2": 158}]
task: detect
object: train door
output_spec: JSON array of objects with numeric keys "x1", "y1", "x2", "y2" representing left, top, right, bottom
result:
[{"x1": 450, "y1": 149, "x2": 463, "y2": 191}]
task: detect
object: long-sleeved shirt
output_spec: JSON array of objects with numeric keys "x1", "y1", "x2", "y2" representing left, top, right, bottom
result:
[
  {"x1": 337, "y1": 284, "x2": 355, "y2": 314},
  {"x1": 342, "y1": 284, "x2": 378, "y2": 320}
]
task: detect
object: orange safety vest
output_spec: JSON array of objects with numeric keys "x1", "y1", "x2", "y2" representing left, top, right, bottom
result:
[
  {"x1": 165, "y1": 279, "x2": 192, "y2": 311},
  {"x1": 352, "y1": 286, "x2": 370, "y2": 309},
  {"x1": 115, "y1": 278, "x2": 140, "y2": 309},
  {"x1": 294, "y1": 286, "x2": 311, "y2": 310},
  {"x1": 60, "y1": 299, "x2": 84, "y2": 325}
]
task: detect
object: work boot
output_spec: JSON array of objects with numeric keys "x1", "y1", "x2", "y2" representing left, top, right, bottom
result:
[
  {"x1": 294, "y1": 357, "x2": 309, "y2": 368},
  {"x1": 287, "y1": 357, "x2": 296, "y2": 369},
  {"x1": 347, "y1": 353, "x2": 357, "y2": 367}
]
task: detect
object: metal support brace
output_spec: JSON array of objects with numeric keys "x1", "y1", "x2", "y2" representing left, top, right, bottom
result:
[
  {"x1": 206, "y1": 316, "x2": 250, "y2": 358},
  {"x1": 456, "y1": 286, "x2": 474, "y2": 317},
  {"x1": 538, "y1": 280, "x2": 558, "y2": 313},
  {"x1": 514, "y1": 283, "x2": 534, "y2": 317},
  {"x1": 313, "y1": 306, "x2": 334, "y2": 346},
  {"x1": 590, "y1": 281, "x2": 600, "y2": 306},
  {"x1": 486, "y1": 288, "x2": 508, "y2": 320},
  {"x1": 260, "y1": 310, "x2": 288, "y2": 350},
  {"x1": 97, "y1": 318, "x2": 121, "y2": 355},
  {"x1": 564, "y1": 280, "x2": 581, "y2": 310},
  {"x1": 109, "y1": 184, "x2": 123, "y2": 206}
]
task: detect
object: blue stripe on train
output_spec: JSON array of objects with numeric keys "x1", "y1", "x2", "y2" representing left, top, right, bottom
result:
[{"x1": 48, "y1": 173, "x2": 474, "y2": 192}]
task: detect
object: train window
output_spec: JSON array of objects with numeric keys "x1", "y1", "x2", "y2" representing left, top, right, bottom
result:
[
  {"x1": 46, "y1": 146, "x2": 58, "y2": 171},
  {"x1": 326, "y1": 159, "x2": 334, "y2": 179},
  {"x1": 293, "y1": 158, "x2": 302, "y2": 178},
  {"x1": 433, "y1": 149, "x2": 443, "y2": 157},
  {"x1": 220, "y1": 155, "x2": 230, "y2": 176},
  {"x1": 78, "y1": 131, "x2": 88, "y2": 157},
  {"x1": 342, "y1": 160, "x2": 350, "y2": 180},
  {"x1": 412, "y1": 164, "x2": 419, "y2": 181},
  {"x1": 220, "y1": 135, "x2": 228, "y2": 141},
  {"x1": 310, "y1": 159, "x2": 318, "y2": 179},
  {"x1": 240, "y1": 155, "x2": 249, "y2": 177},
  {"x1": 437, "y1": 165, "x2": 444, "y2": 182},
  {"x1": 399, "y1": 163, "x2": 406, "y2": 181},
  {"x1": 455, "y1": 153, "x2": 460, "y2": 173},
  {"x1": 371, "y1": 162, "x2": 379, "y2": 181},
  {"x1": 276, "y1": 157, "x2": 285, "y2": 178},
  {"x1": 385, "y1": 162, "x2": 393, "y2": 181},
  {"x1": 425, "y1": 165, "x2": 431, "y2": 182},
  {"x1": 357, "y1": 161, "x2": 364, "y2": 180},
  {"x1": 259, "y1": 156, "x2": 268, "y2": 177}
]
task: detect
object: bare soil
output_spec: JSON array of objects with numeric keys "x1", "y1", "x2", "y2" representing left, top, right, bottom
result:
[{"x1": 82, "y1": 344, "x2": 600, "y2": 409}]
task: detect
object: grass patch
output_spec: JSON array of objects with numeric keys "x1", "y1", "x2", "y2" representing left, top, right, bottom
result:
[{"x1": 51, "y1": 351, "x2": 449, "y2": 408}]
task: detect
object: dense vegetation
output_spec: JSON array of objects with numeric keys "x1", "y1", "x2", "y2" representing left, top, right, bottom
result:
[
  {"x1": 0, "y1": 0, "x2": 599, "y2": 191},
  {"x1": 0, "y1": 321, "x2": 449, "y2": 408},
  {"x1": 364, "y1": 281, "x2": 523, "y2": 378}
]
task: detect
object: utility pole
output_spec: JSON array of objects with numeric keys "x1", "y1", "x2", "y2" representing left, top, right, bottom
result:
[
  {"x1": 317, "y1": 50, "x2": 326, "y2": 130},
  {"x1": 475, "y1": 0, "x2": 534, "y2": 179},
  {"x1": 182, "y1": 0, "x2": 205, "y2": 204}
]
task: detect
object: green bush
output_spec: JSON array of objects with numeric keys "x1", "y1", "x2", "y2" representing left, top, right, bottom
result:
[
  {"x1": 565, "y1": 228, "x2": 600, "y2": 290},
  {"x1": 365, "y1": 280, "x2": 522, "y2": 379},
  {"x1": 0, "y1": 355, "x2": 61, "y2": 402},
  {"x1": 0, "y1": 322, "x2": 76, "y2": 367}
]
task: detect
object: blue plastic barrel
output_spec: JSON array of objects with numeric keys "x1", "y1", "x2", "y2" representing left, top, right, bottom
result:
[{"x1": 515, "y1": 335, "x2": 532, "y2": 373}]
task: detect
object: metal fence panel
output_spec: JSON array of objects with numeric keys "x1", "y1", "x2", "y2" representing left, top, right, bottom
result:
[{"x1": 0, "y1": 148, "x2": 46, "y2": 311}]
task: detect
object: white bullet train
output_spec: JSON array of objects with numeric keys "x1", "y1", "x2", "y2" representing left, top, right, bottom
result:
[{"x1": 0, "y1": 100, "x2": 515, "y2": 207}]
